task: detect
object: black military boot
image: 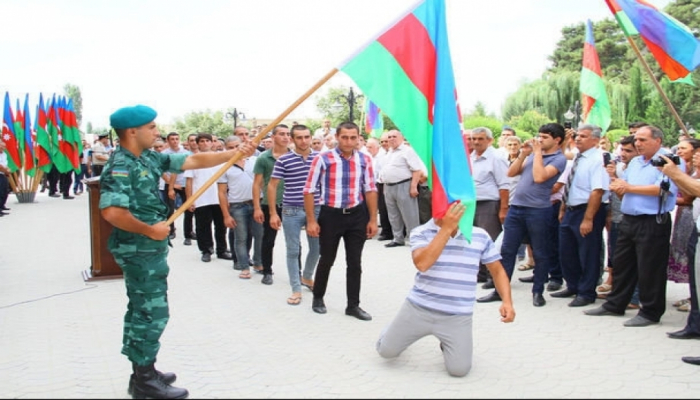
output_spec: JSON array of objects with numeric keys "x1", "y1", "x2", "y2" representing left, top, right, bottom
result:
[
  {"x1": 131, "y1": 363, "x2": 188, "y2": 399},
  {"x1": 128, "y1": 363, "x2": 178, "y2": 395}
]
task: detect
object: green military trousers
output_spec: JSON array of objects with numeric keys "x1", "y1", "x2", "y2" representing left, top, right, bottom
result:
[{"x1": 113, "y1": 248, "x2": 170, "y2": 366}]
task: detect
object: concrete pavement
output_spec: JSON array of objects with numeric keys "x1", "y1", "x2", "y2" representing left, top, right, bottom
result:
[{"x1": 0, "y1": 190, "x2": 697, "y2": 398}]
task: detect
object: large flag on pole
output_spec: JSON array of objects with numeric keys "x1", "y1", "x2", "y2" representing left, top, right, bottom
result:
[
  {"x1": 47, "y1": 94, "x2": 73, "y2": 173},
  {"x1": 580, "y1": 19, "x2": 612, "y2": 132},
  {"x1": 34, "y1": 93, "x2": 53, "y2": 173},
  {"x1": 364, "y1": 99, "x2": 384, "y2": 138},
  {"x1": 14, "y1": 98, "x2": 26, "y2": 168},
  {"x1": 22, "y1": 94, "x2": 36, "y2": 175},
  {"x1": 604, "y1": 0, "x2": 700, "y2": 83},
  {"x1": 339, "y1": 0, "x2": 475, "y2": 238},
  {"x1": 2, "y1": 92, "x2": 21, "y2": 173}
]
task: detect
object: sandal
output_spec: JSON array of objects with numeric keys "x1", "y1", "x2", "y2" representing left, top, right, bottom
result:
[
  {"x1": 678, "y1": 302, "x2": 691, "y2": 312},
  {"x1": 287, "y1": 293, "x2": 302, "y2": 306},
  {"x1": 596, "y1": 283, "x2": 612, "y2": 293},
  {"x1": 239, "y1": 269, "x2": 252, "y2": 279},
  {"x1": 301, "y1": 278, "x2": 314, "y2": 291},
  {"x1": 674, "y1": 298, "x2": 690, "y2": 307},
  {"x1": 517, "y1": 263, "x2": 535, "y2": 271},
  {"x1": 253, "y1": 266, "x2": 264, "y2": 274}
]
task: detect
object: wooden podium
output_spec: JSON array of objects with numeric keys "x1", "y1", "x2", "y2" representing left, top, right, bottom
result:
[{"x1": 82, "y1": 177, "x2": 123, "y2": 281}]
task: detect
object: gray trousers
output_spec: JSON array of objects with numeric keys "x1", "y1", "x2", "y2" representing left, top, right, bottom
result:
[
  {"x1": 384, "y1": 180, "x2": 419, "y2": 244},
  {"x1": 376, "y1": 300, "x2": 474, "y2": 377}
]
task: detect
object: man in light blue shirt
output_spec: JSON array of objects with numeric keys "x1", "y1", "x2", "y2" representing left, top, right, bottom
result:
[
  {"x1": 585, "y1": 125, "x2": 680, "y2": 327},
  {"x1": 553, "y1": 124, "x2": 609, "y2": 307}
]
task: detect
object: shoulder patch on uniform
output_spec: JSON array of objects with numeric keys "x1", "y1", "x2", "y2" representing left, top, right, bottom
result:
[{"x1": 112, "y1": 170, "x2": 129, "y2": 178}]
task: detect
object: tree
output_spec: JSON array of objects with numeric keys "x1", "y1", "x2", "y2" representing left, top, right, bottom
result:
[
  {"x1": 63, "y1": 83, "x2": 82, "y2": 127},
  {"x1": 314, "y1": 86, "x2": 364, "y2": 126},
  {"x1": 626, "y1": 65, "x2": 647, "y2": 124},
  {"x1": 172, "y1": 110, "x2": 232, "y2": 139},
  {"x1": 86, "y1": 121, "x2": 93, "y2": 134}
]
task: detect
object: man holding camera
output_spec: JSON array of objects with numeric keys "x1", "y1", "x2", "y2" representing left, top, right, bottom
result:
[
  {"x1": 658, "y1": 151, "x2": 700, "y2": 365},
  {"x1": 585, "y1": 125, "x2": 680, "y2": 327}
]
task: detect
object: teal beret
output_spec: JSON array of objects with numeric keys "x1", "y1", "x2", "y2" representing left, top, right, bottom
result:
[{"x1": 109, "y1": 105, "x2": 157, "y2": 129}]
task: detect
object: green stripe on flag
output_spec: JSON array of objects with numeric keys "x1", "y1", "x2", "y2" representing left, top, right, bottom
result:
[{"x1": 342, "y1": 41, "x2": 433, "y2": 178}]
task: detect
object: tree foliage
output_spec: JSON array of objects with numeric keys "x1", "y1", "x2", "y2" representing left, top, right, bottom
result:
[
  {"x1": 171, "y1": 109, "x2": 232, "y2": 139},
  {"x1": 63, "y1": 83, "x2": 83, "y2": 127},
  {"x1": 504, "y1": 0, "x2": 700, "y2": 141}
]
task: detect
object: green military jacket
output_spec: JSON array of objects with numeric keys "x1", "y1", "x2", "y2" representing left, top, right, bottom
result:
[{"x1": 99, "y1": 146, "x2": 187, "y2": 255}]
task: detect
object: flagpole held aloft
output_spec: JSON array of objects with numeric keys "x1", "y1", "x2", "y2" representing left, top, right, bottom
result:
[
  {"x1": 166, "y1": 68, "x2": 340, "y2": 225},
  {"x1": 625, "y1": 36, "x2": 689, "y2": 137}
]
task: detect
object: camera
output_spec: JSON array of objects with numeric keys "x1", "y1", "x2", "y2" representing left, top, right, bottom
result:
[
  {"x1": 564, "y1": 122, "x2": 572, "y2": 129},
  {"x1": 650, "y1": 153, "x2": 681, "y2": 167}
]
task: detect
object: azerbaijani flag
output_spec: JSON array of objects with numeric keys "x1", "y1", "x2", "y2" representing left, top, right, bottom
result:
[
  {"x1": 580, "y1": 19, "x2": 612, "y2": 132},
  {"x1": 22, "y1": 94, "x2": 36, "y2": 175},
  {"x1": 14, "y1": 98, "x2": 26, "y2": 168},
  {"x1": 604, "y1": 0, "x2": 700, "y2": 83},
  {"x1": 2, "y1": 92, "x2": 21, "y2": 173},
  {"x1": 339, "y1": 0, "x2": 475, "y2": 238},
  {"x1": 364, "y1": 99, "x2": 384, "y2": 138},
  {"x1": 34, "y1": 93, "x2": 53, "y2": 173},
  {"x1": 47, "y1": 94, "x2": 73, "y2": 173}
]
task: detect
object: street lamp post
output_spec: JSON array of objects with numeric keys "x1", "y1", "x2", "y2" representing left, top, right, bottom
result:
[
  {"x1": 332, "y1": 87, "x2": 363, "y2": 123},
  {"x1": 563, "y1": 101, "x2": 582, "y2": 128},
  {"x1": 226, "y1": 108, "x2": 246, "y2": 128}
]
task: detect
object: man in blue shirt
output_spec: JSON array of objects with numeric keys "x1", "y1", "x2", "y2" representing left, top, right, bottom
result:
[{"x1": 585, "y1": 125, "x2": 679, "y2": 327}]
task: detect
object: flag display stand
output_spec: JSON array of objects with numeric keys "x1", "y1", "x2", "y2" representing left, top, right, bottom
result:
[
  {"x1": 83, "y1": 177, "x2": 122, "y2": 281},
  {"x1": 15, "y1": 191, "x2": 36, "y2": 204}
]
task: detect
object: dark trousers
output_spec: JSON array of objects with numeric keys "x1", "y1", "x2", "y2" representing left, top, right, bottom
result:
[
  {"x1": 164, "y1": 184, "x2": 194, "y2": 239},
  {"x1": 683, "y1": 229, "x2": 700, "y2": 333},
  {"x1": 261, "y1": 204, "x2": 281, "y2": 274},
  {"x1": 377, "y1": 183, "x2": 393, "y2": 239},
  {"x1": 474, "y1": 200, "x2": 503, "y2": 281},
  {"x1": 92, "y1": 164, "x2": 105, "y2": 176},
  {"x1": 0, "y1": 173, "x2": 9, "y2": 208},
  {"x1": 59, "y1": 171, "x2": 73, "y2": 197},
  {"x1": 47, "y1": 166, "x2": 60, "y2": 195},
  {"x1": 548, "y1": 200, "x2": 563, "y2": 284},
  {"x1": 260, "y1": 204, "x2": 282, "y2": 274},
  {"x1": 500, "y1": 205, "x2": 557, "y2": 294},
  {"x1": 559, "y1": 205, "x2": 607, "y2": 301},
  {"x1": 604, "y1": 213, "x2": 672, "y2": 321},
  {"x1": 73, "y1": 164, "x2": 87, "y2": 193},
  {"x1": 194, "y1": 204, "x2": 227, "y2": 256},
  {"x1": 313, "y1": 204, "x2": 369, "y2": 308}
]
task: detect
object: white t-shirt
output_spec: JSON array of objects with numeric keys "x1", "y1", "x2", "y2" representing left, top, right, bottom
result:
[{"x1": 184, "y1": 164, "x2": 225, "y2": 208}]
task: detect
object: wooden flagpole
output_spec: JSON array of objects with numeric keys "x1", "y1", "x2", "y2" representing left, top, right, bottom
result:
[
  {"x1": 166, "y1": 68, "x2": 340, "y2": 225},
  {"x1": 625, "y1": 36, "x2": 689, "y2": 137}
]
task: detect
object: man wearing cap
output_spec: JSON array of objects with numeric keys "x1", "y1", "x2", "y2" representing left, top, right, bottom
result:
[
  {"x1": 91, "y1": 133, "x2": 111, "y2": 176},
  {"x1": 99, "y1": 104, "x2": 255, "y2": 400}
]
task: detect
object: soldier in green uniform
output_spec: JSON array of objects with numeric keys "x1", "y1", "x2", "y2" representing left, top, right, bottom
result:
[{"x1": 100, "y1": 105, "x2": 255, "y2": 399}]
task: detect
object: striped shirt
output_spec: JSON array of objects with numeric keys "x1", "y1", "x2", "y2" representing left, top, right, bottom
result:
[
  {"x1": 303, "y1": 147, "x2": 377, "y2": 208},
  {"x1": 407, "y1": 222, "x2": 500, "y2": 315},
  {"x1": 271, "y1": 150, "x2": 321, "y2": 207}
]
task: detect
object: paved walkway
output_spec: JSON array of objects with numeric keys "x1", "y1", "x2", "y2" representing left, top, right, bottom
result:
[{"x1": 0, "y1": 190, "x2": 697, "y2": 399}]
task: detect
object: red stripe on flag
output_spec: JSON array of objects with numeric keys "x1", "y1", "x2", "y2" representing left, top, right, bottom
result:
[
  {"x1": 581, "y1": 94, "x2": 597, "y2": 122},
  {"x1": 643, "y1": 39, "x2": 690, "y2": 81},
  {"x1": 377, "y1": 12, "x2": 436, "y2": 124},
  {"x1": 582, "y1": 43, "x2": 603, "y2": 76}
]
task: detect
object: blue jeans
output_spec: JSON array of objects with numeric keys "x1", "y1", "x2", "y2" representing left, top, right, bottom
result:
[
  {"x1": 500, "y1": 205, "x2": 557, "y2": 294},
  {"x1": 229, "y1": 202, "x2": 263, "y2": 270},
  {"x1": 282, "y1": 205, "x2": 320, "y2": 293}
]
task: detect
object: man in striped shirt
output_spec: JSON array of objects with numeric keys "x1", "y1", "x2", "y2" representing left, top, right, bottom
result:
[
  {"x1": 268, "y1": 124, "x2": 321, "y2": 305},
  {"x1": 304, "y1": 122, "x2": 378, "y2": 321},
  {"x1": 376, "y1": 202, "x2": 515, "y2": 377}
]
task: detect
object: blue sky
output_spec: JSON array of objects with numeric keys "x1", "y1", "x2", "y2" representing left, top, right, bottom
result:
[{"x1": 0, "y1": 0, "x2": 671, "y2": 130}]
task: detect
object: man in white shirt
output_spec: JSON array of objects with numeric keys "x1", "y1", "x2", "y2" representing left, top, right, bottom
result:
[
  {"x1": 184, "y1": 133, "x2": 233, "y2": 263},
  {"x1": 381, "y1": 130, "x2": 424, "y2": 247}
]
